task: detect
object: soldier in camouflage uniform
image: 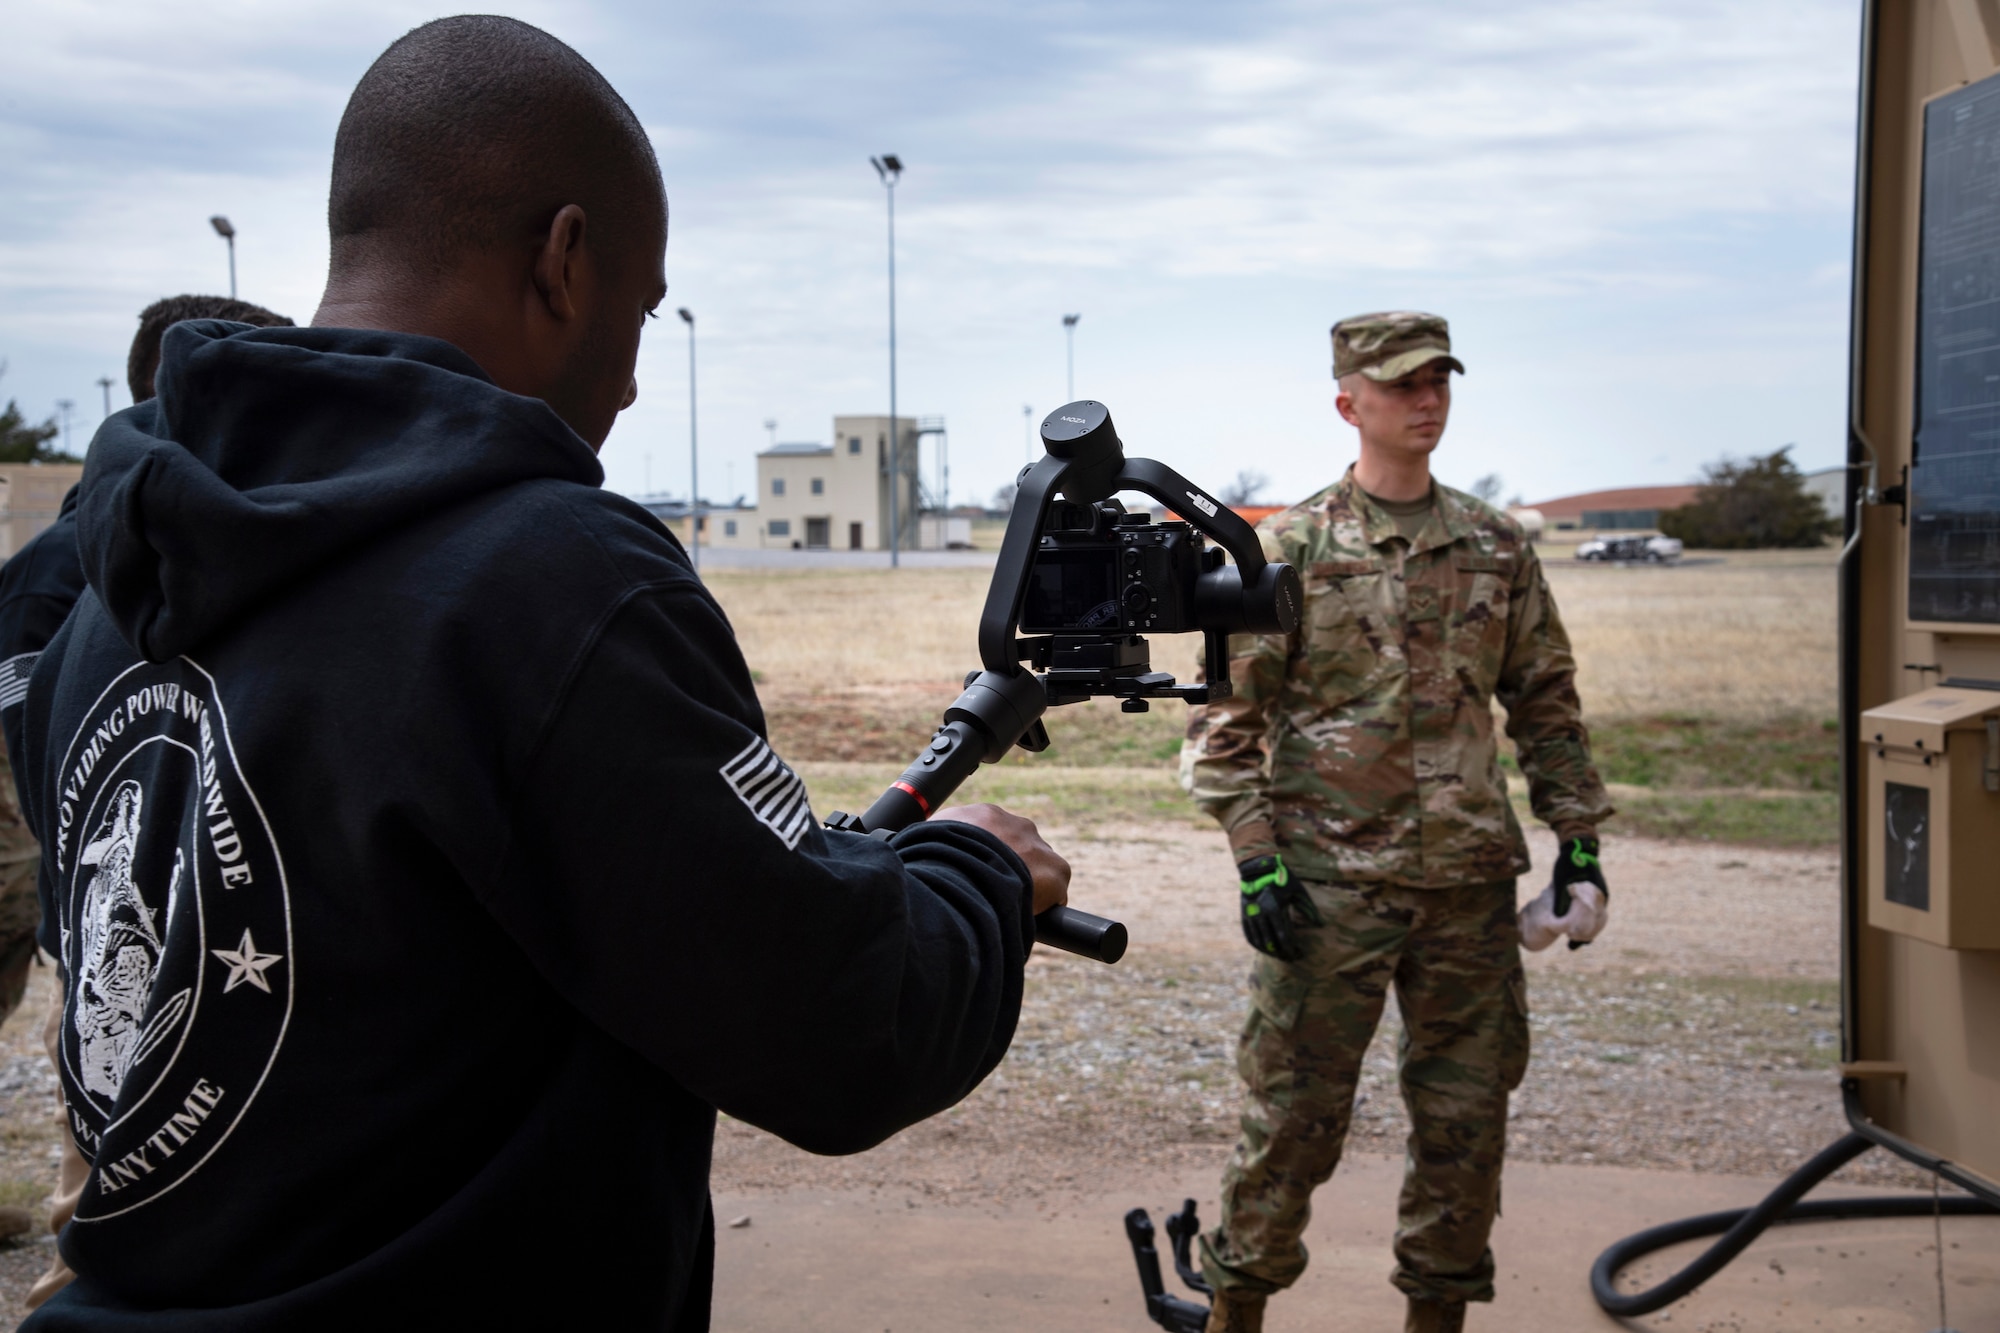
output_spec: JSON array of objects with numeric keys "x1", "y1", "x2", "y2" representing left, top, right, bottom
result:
[
  {"x1": 1181, "y1": 312, "x2": 1614, "y2": 1333},
  {"x1": 0, "y1": 763, "x2": 39, "y2": 1019}
]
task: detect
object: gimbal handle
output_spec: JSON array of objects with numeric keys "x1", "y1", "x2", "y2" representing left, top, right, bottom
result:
[{"x1": 830, "y1": 667, "x2": 1127, "y2": 964}]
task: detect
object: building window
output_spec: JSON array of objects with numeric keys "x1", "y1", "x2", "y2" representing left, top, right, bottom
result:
[
  {"x1": 772, "y1": 477, "x2": 785, "y2": 497},
  {"x1": 811, "y1": 478, "x2": 824, "y2": 495},
  {"x1": 1581, "y1": 509, "x2": 1658, "y2": 530},
  {"x1": 848, "y1": 437, "x2": 862, "y2": 454},
  {"x1": 768, "y1": 519, "x2": 791, "y2": 537},
  {"x1": 724, "y1": 519, "x2": 738, "y2": 537}
]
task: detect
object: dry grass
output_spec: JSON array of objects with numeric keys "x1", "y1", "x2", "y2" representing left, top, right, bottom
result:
[
  {"x1": 1543, "y1": 550, "x2": 1836, "y2": 721},
  {"x1": 706, "y1": 547, "x2": 1843, "y2": 847},
  {"x1": 704, "y1": 567, "x2": 991, "y2": 691},
  {"x1": 704, "y1": 547, "x2": 1840, "y2": 723}
]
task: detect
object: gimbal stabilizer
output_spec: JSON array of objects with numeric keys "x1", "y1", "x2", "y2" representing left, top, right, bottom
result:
[{"x1": 824, "y1": 402, "x2": 1302, "y2": 963}]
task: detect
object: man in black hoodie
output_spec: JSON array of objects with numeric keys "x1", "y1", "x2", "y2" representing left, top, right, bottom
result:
[
  {"x1": 1, "y1": 295, "x2": 292, "y2": 773},
  {"x1": 0, "y1": 292, "x2": 293, "y2": 1313},
  {"x1": 16, "y1": 16, "x2": 1065, "y2": 1330}
]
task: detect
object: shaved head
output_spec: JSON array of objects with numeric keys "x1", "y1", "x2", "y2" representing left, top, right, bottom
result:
[{"x1": 329, "y1": 15, "x2": 664, "y2": 278}]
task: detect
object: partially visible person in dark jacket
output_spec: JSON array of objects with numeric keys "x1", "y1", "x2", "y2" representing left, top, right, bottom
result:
[
  {"x1": 127, "y1": 296, "x2": 298, "y2": 407},
  {"x1": 2, "y1": 295, "x2": 292, "y2": 759},
  {"x1": 15, "y1": 15, "x2": 1066, "y2": 1332},
  {"x1": 0, "y1": 293, "x2": 291, "y2": 1311}
]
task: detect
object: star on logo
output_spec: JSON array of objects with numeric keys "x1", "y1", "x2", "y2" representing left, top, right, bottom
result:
[{"x1": 211, "y1": 929, "x2": 283, "y2": 994}]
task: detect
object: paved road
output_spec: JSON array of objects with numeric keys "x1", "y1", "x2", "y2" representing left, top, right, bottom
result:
[
  {"x1": 694, "y1": 547, "x2": 998, "y2": 570},
  {"x1": 713, "y1": 1151, "x2": 1997, "y2": 1331}
]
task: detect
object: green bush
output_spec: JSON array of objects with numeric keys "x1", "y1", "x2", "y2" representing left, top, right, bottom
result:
[
  {"x1": 1658, "y1": 447, "x2": 1837, "y2": 549},
  {"x1": 0, "y1": 398, "x2": 74, "y2": 464}
]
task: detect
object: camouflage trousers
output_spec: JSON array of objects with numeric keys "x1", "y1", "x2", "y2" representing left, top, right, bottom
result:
[
  {"x1": 0, "y1": 851, "x2": 38, "y2": 1021},
  {"x1": 0, "y1": 748, "x2": 39, "y2": 1024},
  {"x1": 1200, "y1": 878, "x2": 1529, "y2": 1306}
]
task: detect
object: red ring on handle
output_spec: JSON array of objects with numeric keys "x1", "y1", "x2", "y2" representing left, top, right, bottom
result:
[{"x1": 892, "y1": 781, "x2": 931, "y2": 816}]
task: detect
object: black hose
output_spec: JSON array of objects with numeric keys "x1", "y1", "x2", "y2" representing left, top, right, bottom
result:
[{"x1": 1589, "y1": 1131, "x2": 1999, "y2": 1317}]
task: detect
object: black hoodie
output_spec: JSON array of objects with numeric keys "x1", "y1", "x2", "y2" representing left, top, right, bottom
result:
[{"x1": 16, "y1": 322, "x2": 1034, "y2": 1330}]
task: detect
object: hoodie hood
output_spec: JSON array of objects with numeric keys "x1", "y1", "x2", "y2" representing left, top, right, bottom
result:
[{"x1": 79, "y1": 321, "x2": 603, "y2": 662}]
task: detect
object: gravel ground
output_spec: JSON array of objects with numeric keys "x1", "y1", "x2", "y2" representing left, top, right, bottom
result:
[
  {"x1": 0, "y1": 964, "x2": 68, "y2": 1315},
  {"x1": 713, "y1": 950, "x2": 1918, "y2": 1206},
  {"x1": 715, "y1": 823, "x2": 1934, "y2": 1202}
]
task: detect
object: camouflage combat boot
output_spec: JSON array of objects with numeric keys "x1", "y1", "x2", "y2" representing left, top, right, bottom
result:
[
  {"x1": 1404, "y1": 1297, "x2": 1466, "y2": 1333},
  {"x1": 1203, "y1": 1289, "x2": 1266, "y2": 1333}
]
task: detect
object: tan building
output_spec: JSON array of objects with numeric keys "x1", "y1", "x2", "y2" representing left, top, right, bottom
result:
[
  {"x1": 645, "y1": 501, "x2": 759, "y2": 551},
  {"x1": 0, "y1": 463, "x2": 84, "y2": 558},
  {"x1": 754, "y1": 416, "x2": 920, "y2": 550}
]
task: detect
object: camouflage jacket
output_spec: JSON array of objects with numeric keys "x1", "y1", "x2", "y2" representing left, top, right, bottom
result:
[{"x1": 1180, "y1": 468, "x2": 1611, "y2": 887}]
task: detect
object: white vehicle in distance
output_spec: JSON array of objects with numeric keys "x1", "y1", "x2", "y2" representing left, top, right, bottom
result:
[{"x1": 1574, "y1": 534, "x2": 1684, "y2": 564}]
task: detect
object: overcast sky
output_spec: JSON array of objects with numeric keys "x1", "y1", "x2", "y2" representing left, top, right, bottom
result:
[{"x1": 1, "y1": 0, "x2": 1862, "y2": 511}]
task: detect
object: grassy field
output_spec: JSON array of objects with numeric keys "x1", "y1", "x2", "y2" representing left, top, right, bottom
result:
[{"x1": 706, "y1": 546, "x2": 1842, "y2": 847}]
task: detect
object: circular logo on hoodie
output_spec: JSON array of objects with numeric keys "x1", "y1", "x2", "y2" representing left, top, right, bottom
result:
[{"x1": 49, "y1": 658, "x2": 291, "y2": 1219}]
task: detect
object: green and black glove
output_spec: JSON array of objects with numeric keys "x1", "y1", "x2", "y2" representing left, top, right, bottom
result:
[
  {"x1": 1238, "y1": 854, "x2": 1323, "y2": 962},
  {"x1": 1551, "y1": 835, "x2": 1609, "y2": 950}
]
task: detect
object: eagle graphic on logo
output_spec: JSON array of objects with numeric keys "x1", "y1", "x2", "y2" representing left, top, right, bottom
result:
[
  {"x1": 72, "y1": 780, "x2": 190, "y2": 1103},
  {"x1": 51, "y1": 659, "x2": 292, "y2": 1218}
]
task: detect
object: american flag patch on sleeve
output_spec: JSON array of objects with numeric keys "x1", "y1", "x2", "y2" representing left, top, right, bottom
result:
[
  {"x1": 719, "y1": 736, "x2": 813, "y2": 850},
  {"x1": 0, "y1": 653, "x2": 38, "y2": 712}
]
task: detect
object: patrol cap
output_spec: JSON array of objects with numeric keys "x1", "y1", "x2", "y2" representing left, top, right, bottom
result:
[{"x1": 1330, "y1": 310, "x2": 1466, "y2": 382}]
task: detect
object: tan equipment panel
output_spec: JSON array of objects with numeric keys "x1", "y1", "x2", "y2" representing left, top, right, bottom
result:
[{"x1": 1860, "y1": 687, "x2": 2000, "y2": 949}]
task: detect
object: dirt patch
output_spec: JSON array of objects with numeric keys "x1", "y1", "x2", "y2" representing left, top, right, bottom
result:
[
  {"x1": 1020, "y1": 822, "x2": 1840, "y2": 980},
  {"x1": 713, "y1": 952, "x2": 1907, "y2": 1205},
  {"x1": 762, "y1": 686, "x2": 959, "y2": 764},
  {"x1": 714, "y1": 824, "x2": 1924, "y2": 1206}
]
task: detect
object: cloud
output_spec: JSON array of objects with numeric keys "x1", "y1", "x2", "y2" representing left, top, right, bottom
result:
[{"x1": 0, "y1": 0, "x2": 1861, "y2": 508}]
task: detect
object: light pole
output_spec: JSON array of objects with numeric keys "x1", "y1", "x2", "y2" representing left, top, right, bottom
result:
[
  {"x1": 96, "y1": 376, "x2": 114, "y2": 419},
  {"x1": 1023, "y1": 403, "x2": 1033, "y2": 464},
  {"x1": 870, "y1": 153, "x2": 903, "y2": 567},
  {"x1": 210, "y1": 216, "x2": 237, "y2": 299},
  {"x1": 678, "y1": 308, "x2": 699, "y2": 570},
  {"x1": 764, "y1": 418, "x2": 777, "y2": 451},
  {"x1": 55, "y1": 400, "x2": 75, "y2": 457},
  {"x1": 1062, "y1": 313, "x2": 1080, "y2": 402}
]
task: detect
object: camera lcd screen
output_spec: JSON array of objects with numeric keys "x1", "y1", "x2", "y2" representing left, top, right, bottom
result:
[{"x1": 1023, "y1": 549, "x2": 1121, "y2": 631}]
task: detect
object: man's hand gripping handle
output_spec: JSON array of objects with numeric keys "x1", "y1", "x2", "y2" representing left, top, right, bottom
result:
[{"x1": 827, "y1": 671, "x2": 1127, "y2": 964}]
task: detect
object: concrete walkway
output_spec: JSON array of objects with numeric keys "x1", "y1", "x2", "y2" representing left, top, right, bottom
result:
[{"x1": 713, "y1": 1152, "x2": 1997, "y2": 1332}]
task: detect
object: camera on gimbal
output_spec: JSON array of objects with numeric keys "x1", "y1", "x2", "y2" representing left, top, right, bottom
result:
[
  {"x1": 1018, "y1": 499, "x2": 1244, "y2": 713},
  {"x1": 824, "y1": 400, "x2": 1303, "y2": 964},
  {"x1": 1020, "y1": 501, "x2": 1206, "y2": 636}
]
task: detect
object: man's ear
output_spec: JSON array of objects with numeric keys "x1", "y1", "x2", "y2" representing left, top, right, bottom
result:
[
  {"x1": 532, "y1": 204, "x2": 589, "y2": 323},
  {"x1": 1334, "y1": 384, "x2": 1362, "y2": 429}
]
